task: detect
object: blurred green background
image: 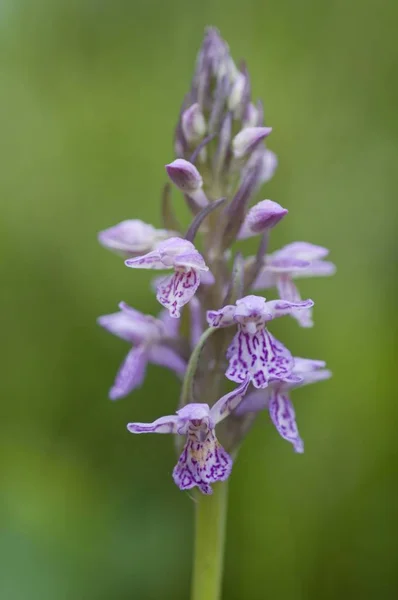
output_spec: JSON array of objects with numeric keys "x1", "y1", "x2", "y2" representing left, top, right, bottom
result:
[{"x1": 1, "y1": 0, "x2": 398, "y2": 598}]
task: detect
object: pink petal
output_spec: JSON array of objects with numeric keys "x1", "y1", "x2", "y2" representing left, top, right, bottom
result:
[
  {"x1": 206, "y1": 305, "x2": 237, "y2": 328},
  {"x1": 211, "y1": 378, "x2": 251, "y2": 423},
  {"x1": 127, "y1": 414, "x2": 181, "y2": 434},
  {"x1": 148, "y1": 345, "x2": 186, "y2": 377},
  {"x1": 109, "y1": 346, "x2": 148, "y2": 400},
  {"x1": 125, "y1": 250, "x2": 167, "y2": 270},
  {"x1": 276, "y1": 276, "x2": 314, "y2": 328},
  {"x1": 174, "y1": 251, "x2": 208, "y2": 271}
]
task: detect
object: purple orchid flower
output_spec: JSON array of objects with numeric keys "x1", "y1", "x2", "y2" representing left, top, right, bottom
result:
[
  {"x1": 253, "y1": 242, "x2": 336, "y2": 327},
  {"x1": 98, "y1": 302, "x2": 186, "y2": 400},
  {"x1": 127, "y1": 378, "x2": 249, "y2": 494},
  {"x1": 207, "y1": 295, "x2": 314, "y2": 389},
  {"x1": 125, "y1": 237, "x2": 210, "y2": 318},
  {"x1": 98, "y1": 219, "x2": 173, "y2": 257},
  {"x1": 236, "y1": 357, "x2": 331, "y2": 452}
]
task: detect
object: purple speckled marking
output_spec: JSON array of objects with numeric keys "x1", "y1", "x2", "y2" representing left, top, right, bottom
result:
[
  {"x1": 173, "y1": 428, "x2": 232, "y2": 494},
  {"x1": 276, "y1": 275, "x2": 313, "y2": 327},
  {"x1": 226, "y1": 327, "x2": 293, "y2": 389},
  {"x1": 268, "y1": 390, "x2": 304, "y2": 453},
  {"x1": 125, "y1": 250, "x2": 165, "y2": 270},
  {"x1": 156, "y1": 268, "x2": 200, "y2": 318}
]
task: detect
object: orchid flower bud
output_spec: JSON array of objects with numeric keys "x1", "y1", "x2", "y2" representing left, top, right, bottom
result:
[
  {"x1": 181, "y1": 103, "x2": 206, "y2": 144},
  {"x1": 165, "y1": 159, "x2": 208, "y2": 207},
  {"x1": 238, "y1": 200, "x2": 288, "y2": 239},
  {"x1": 232, "y1": 126, "x2": 272, "y2": 158}
]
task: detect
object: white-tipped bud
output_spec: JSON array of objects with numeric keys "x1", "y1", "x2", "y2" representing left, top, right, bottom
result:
[
  {"x1": 232, "y1": 127, "x2": 272, "y2": 158},
  {"x1": 181, "y1": 103, "x2": 206, "y2": 143},
  {"x1": 257, "y1": 149, "x2": 278, "y2": 185},
  {"x1": 242, "y1": 103, "x2": 259, "y2": 129},
  {"x1": 228, "y1": 72, "x2": 247, "y2": 112}
]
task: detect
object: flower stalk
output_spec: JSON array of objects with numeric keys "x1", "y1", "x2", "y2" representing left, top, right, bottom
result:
[{"x1": 191, "y1": 482, "x2": 228, "y2": 600}]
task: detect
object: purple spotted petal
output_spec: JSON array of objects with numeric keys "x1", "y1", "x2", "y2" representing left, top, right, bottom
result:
[
  {"x1": 109, "y1": 346, "x2": 149, "y2": 400},
  {"x1": 172, "y1": 430, "x2": 232, "y2": 495},
  {"x1": 148, "y1": 345, "x2": 186, "y2": 377},
  {"x1": 225, "y1": 328, "x2": 293, "y2": 389},
  {"x1": 125, "y1": 250, "x2": 166, "y2": 270},
  {"x1": 206, "y1": 304, "x2": 236, "y2": 328},
  {"x1": 127, "y1": 414, "x2": 182, "y2": 434},
  {"x1": 266, "y1": 331, "x2": 295, "y2": 382},
  {"x1": 211, "y1": 378, "x2": 251, "y2": 423},
  {"x1": 156, "y1": 269, "x2": 201, "y2": 318},
  {"x1": 268, "y1": 390, "x2": 304, "y2": 453},
  {"x1": 264, "y1": 298, "x2": 314, "y2": 323},
  {"x1": 276, "y1": 277, "x2": 314, "y2": 328}
]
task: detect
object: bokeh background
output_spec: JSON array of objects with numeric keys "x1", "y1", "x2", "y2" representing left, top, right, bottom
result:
[{"x1": 2, "y1": 0, "x2": 398, "y2": 598}]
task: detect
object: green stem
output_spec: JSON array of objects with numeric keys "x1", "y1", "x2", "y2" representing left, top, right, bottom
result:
[
  {"x1": 180, "y1": 326, "x2": 216, "y2": 407},
  {"x1": 191, "y1": 481, "x2": 228, "y2": 600}
]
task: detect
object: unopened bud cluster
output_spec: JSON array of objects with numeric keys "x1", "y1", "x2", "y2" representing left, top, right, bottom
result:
[{"x1": 97, "y1": 28, "x2": 335, "y2": 495}]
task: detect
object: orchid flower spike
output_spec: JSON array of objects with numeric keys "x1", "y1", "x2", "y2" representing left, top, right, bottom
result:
[
  {"x1": 128, "y1": 379, "x2": 249, "y2": 494},
  {"x1": 125, "y1": 237, "x2": 210, "y2": 318},
  {"x1": 253, "y1": 242, "x2": 336, "y2": 327},
  {"x1": 207, "y1": 295, "x2": 314, "y2": 389},
  {"x1": 98, "y1": 302, "x2": 186, "y2": 400}
]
